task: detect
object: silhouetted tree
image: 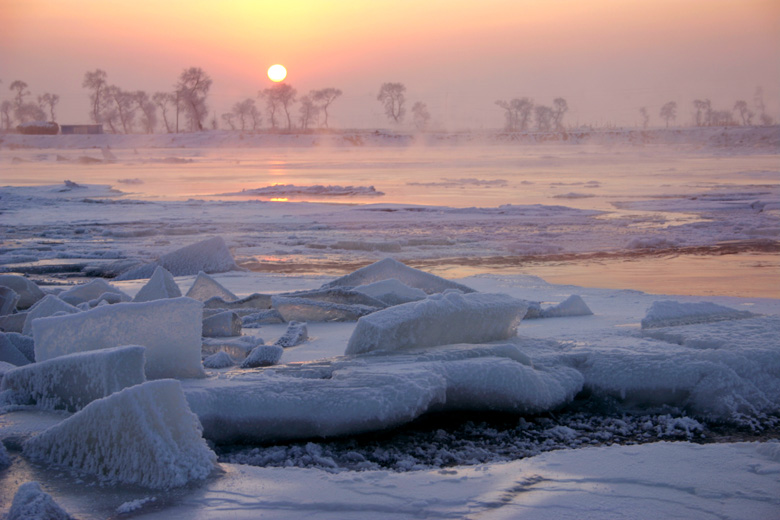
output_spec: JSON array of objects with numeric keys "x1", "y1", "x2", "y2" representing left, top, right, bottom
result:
[
  {"x1": 232, "y1": 98, "x2": 260, "y2": 131},
  {"x1": 733, "y1": 100, "x2": 753, "y2": 126},
  {"x1": 754, "y1": 87, "x2": 774, "y2": 126},
  {"x1": 298, "y1": 95, "x2": 319, "y2": 130},
  {"x1": 9, "y1": 80, "x2": 29, "y2": 111},
  {"x1": 311, "y1": 88, "x2": 342, "y2": 128},
  {"x1": 495, "y1": 97, "x2": 533, "y2": 131},
  {"x1": 412, "y1": 101, "x2": 431, "y2": 131},
  {"x1": 659, "y1": 101, "x2": 677, "y2": 128},
  {"x1": 82, "y1": 69, "x2": 108, "y2": 124},
  {"x1": 221, "y1": 112, "x2": 236, "y2": 130},
  {"x1": 639, "y1": 107, "x2": 649, "y2": 129},
  {"x1": 152, "y1": 92, "x2": 175, "y2": 133},
  {"x1": 693, "y1": 99, "x2": 711, "y2": 126},
  {"x1": 377, "y1": 82, "x2": 406, "y2": 123},
  {"x1": 133, "y1": 91, "x2": 157, "y2": 133},
  {"x1": 261, "y1": 83, "x2": 297, "y2": 130},
  {"x1": 0, "y1": 100, "x2": 12, "y2": 130},
  {"x1": 552, "y1": 98, "x2": 568, "y2": 130},
  {"x1": 175, "y1": 67, "x2": 212, "y2": 131},
  {"x1": 534, "y1": 105, "x2": 554, "y2": 131},
  {"x1": 37, "y1": 93, "x2": 59, "y2": 122}
]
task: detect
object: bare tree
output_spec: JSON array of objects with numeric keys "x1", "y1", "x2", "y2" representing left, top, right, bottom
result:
[
  {"x1": 37, "y1": 93, "x2": 59, "y2": 121},
  {"x1": 639, "y1": 107, "x2": 649, "y2": 129},
  {"x1": 377, "y1": 82, "x2": 406, "y2": 123},
  {"x1": 221, "y1": 112, "x2": 236, "y2": 130},
  {"x1": 412, "y1": 101, "x2": 431, "y2": 131},
  {"x1": 311, "y1": 87, "x2": 342, "y2": 128},
  {"x1": 0, "y1": 100, "x2": 13, "y2": 130},
  {"x1": 753, "y1": 87, "x2": 774, "y2": 126},
  {"x1": 232, "y1": 98, "x2": 258, "y2": 131},
  {"x1": 552, "y1": 97, "x2": 568, "y2": 130},
  {"x1": 709, "y1": 110, "x2": 736, "y2": 126},
  {"x1": 82, "y1": 69, "x2": 108, "y2": 124},
  {"x1": 134, "y1": 91, "x2": 157, "y2": 133},
  {"x1": 298, "y1": 95, "x2": 319, "y2": 130},
  {"x1": 733, "y1": 100, "x2": 753, "y2": 126},
  {"x1": 9, "y1": 80, "x2": 29, "y2": 111},
  {"x1": 692, "y1": 99, "x2": 712, "y2": 126},
  {"x1": 261, "y1": 83, "x2": 297, "y2": 130},
  {"x1": 105, "y1": 85, "x2": 136, "y2": 133},
  {"x1": 534, "y1": 105, "x2": 554, "y2": 131},
  {"x1": 659, "y1": 101, "x2": 677, "y2": 128},
  {"x1": 8, "y1": 80, "x2": 45, "y2": 124},
  {"x1": 152, "y1": 92, "x2": 175, "y2": 133},
  {"x1": 495, "y1": 97, "x2": 533, "y2": 131},
  {"x1": 175, "y1": 67, "x2": 212, "y2": 131}
]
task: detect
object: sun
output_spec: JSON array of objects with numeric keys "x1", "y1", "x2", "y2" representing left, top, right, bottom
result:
[{"x1": 267, "y1": 64, "x2": 287, "y2": 82}]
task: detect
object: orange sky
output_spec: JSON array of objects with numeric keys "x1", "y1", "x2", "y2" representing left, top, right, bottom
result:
[{"x1": 1, "y1": 0, "x2": 778, "y2": 128}]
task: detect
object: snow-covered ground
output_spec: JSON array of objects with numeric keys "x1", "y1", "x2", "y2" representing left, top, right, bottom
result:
[{"x1": 1, "y1": 128, "x2": 778, "y2": 519}]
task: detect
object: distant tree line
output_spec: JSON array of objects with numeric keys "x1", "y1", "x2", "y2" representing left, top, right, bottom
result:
[
  {"x1": 0, "y1": 79, "x2": 59, "y2": 131},
  {"x1": 493, "y1": 97, "x2": 569, "y2": 132},
  {"x1": 638, "y1": 88, "x2": 773, "y2": 129}
]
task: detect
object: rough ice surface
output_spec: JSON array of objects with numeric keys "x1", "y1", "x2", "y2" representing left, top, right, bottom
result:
[
  {"x1": 202, "y1": 311, "x2": 242, "y2": 337},
  {"x1": 240, "y1": 345, "x2": 284, "y2": 368},
  {"x1": 21, "y1": 295, "x2": 80, "y2": 336},
  {"x1": 0, "y1": 313, "x2": 27, "y2": 334},
  {"x1": 241, "y1": 309, "x2": 285, "y2": 327},
  {"x1": 346, "y1": 292, "x2": 528, "y2": 355},
  {"x1": 354, "y1": 278, "x2": 428, "y2": 306},
  {"x1": 641, "y1": 300, "x2": 756, "y2": 329},
  {"x1": 204, "y1": 292, "x2": 271, "y2": 310},
  {"x1": 540, "y1": 294, "x2": 594, "y2": 318},
  {"x1": 124, "y1": 236, "x2": 239, "y2": 279},
  {"x1": 133, "y1": 266, "x2": 182, "y2": 302},
  {"x1": 275, "y1": 321, "x2": 308, "y2": 348},
  {"x1": 58, "y1": 278, "x2": 130, "y2": 306},
  {"x1": 203, "y1": 351, "x2": 235, "y2": 369},
  {"x1": 1, "y1": 345, "x2": 146, "y2": 412},
  {"x1": 0, "y1": 286, "x2": 20, "y2": 315},
  {"x1": 0, "y1": 334, "x2": 31, "y2": 367},
  {"x1": 201, "y1": 336, "x2": 264, "y2": 360},
  {"x1": 185, "y1": 271, "x2": 238, "y2": 302},
  {"x1": 322, "y1": 258, "x2": 475, "y2": 294},
  {"x1": 278, "y1": 287, "x2": 387, "y2": 309},
  {"x1": 32, "y1": 297, "x2": 205, "y2": 380},
  {"x1": 273, "y1": 296, "x2": 377, "y2": 322},
  {"x1": 184, "y1": 343, "x2": 580, "y2": 443},
  {"x1": 0, "y1": 275, "x2": 44, "y2": 309},
  {"x1": 4, "y1": 333, "x2": 35, "y2": 363},
  {"x1": 23, "y1": 379, "x2": 217, "y2": 489},
  {"x1": 6, "y1": 482, "x2": 73, "y2": 520}
]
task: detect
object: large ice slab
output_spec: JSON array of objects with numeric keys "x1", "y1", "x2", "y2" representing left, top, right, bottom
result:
[
  {"x1": 117, "y1": 237, "x2": 240, "y2": 280},
  {"x1": 132, "y1": 266, "x2": 182, "y2": 302},
  {"x1": 203, "y1": 292, "x2": 271, "y2": 310},
  {"x1": 32, "y1": 297, "x2": 205, "y2": 380},
  {"x1": 0, "y1": 275, "x2": 44, "y2": 309},
  {"x1": 185, "y1": 271, "x2": 237, "y2": 302},
  {"x1": 272, "y1": 296, "x2": 377, "y2": 322},
  {"x1": 1, "y1": 345, "x2": 146, "y2": 412},
  {"x1": 354, "y1": 278, "x2": 427, "y2": 306},
  {"x1": 58, "y1": 279, "x2": 130, "y2": 306},
  {"x1": 0, "y1": 286, "x2": 19, "y2": 315},
  {"x1": 321, "y1": 258, "x2": 475, "y2": 294},
  {"x1": 278, "y1": 287, "x2": 387, "y2": 308},
  {"x1": 0, "y1": 334, "x2": 30, "y2": 366},
  {"x1": 346, "y1": 292, "x2": 528, "y2": 355},
  {"x1": 641, "y1": 300, "x2": 756, "y2": 329},
  {"x1": 183, "y1": 343, "x2": 581, "y2": 443},
  {"x1": 21, "y1": 295, "x2": 80, "y2": 336},
  {"x1": 23, "y1": 379, "x2": 217, "y2": 489}
]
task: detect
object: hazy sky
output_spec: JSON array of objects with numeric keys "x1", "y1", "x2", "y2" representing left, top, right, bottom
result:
[{"x1": 2, "y1": 0, "x2": 778, "y2": 129}]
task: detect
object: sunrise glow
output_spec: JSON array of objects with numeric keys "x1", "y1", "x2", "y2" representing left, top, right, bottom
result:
[{"x1": 267, "y1": 64, "x2": 287, "y2": 82}]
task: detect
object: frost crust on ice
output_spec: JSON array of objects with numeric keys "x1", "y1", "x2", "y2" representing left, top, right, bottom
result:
[
  {"x1": 6, "y1": 482, "x2": 73, "y2": 520},
  {"x1": 0, "y1": 334, "x2": 31, "y2": 367},
  {"x1": 321, "y1": 258, "x2": 475, "y2": 295},
  {"x1": 346, "y1": 292, "x2": 528, "y2": 355},
  {"x1": 201, "y1": 335, "x2": 264, "y2": 360},
  {"x1": 641, "y1": 300, "x2": 755, "y2": 329},
  {"x1": 274, "y1": 321, "x2": 308, "y2": 348},
  {"x1": 23, "y1": 379, "x2": 217, "y2": 489},
  {"x1": 32, "y1": 297, "x2": 205, "y2": 380},
  {"x1": 1, "y1": 345, "x2": 146, "y2": 412},
  {"x1": 0, "y1": 275, "x2": 45, "y2": 309},
  {"x1": 21, "y1": 295, "x2": 80, "y2": 336},
  {"x1": 185, "y1": 271, "x2": 237, "y2": 302},
  {"x1": 202, "y1": 311, "x2": 242, "y2": 337},
  {"x1": 132, "y1": 266, "x2": 182, "y2": 302},
  {"x1": 240, "y1": 345, "x2": 284, "y2": 368}
]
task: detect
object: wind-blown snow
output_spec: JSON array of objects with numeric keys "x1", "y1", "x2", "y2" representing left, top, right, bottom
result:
[
  {"x1": 346, "y1": 292, "x2": 528, "y2": 355},
  {"x1": 23, "y1": 379, "x2": 217, "y2": 489},
  {"x1": 1, "y1": 345, "x2": 146, "y2": 412},
  {"x1": 32, "y1": 297, "x2": 205, "y2": 380}
]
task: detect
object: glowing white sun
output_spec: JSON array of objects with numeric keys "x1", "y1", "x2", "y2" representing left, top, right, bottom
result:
[{"x1": 267, "y1": 64, "x2": 287, "y2": 82}]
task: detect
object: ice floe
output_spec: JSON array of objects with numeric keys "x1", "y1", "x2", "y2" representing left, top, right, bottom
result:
[
  {"x1": 354, "y1": 278, "x2": 428, "y2": 306},
  {"x1": 641, "y1": 300, "x2": 756, "y2": 328},
  {"x1": 57, "y1": 278, "x2": 130, "y2": 306},
  {"x1": 322, "y1": 258, "x2": 476, "y2": 294},
  {"x1": 132, "y1": 266, "x2": 182, "y2": 302},
  {"x1": 116, "y1": 237, "x2": 240, "y2": 280},
  {"x1": 185, "y1": 270, "x2": 238, "y2": 302}
]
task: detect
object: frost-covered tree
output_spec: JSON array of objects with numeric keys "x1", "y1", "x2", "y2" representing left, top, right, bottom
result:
[
  {"x1": 733, "y1": 100, "x2": 753, "y2": 126},
  {"x1": 9, "y1": 80, "x2": 44, "y2": 124},
  {"x1": 639, "y1": 107, "x2": 649, "y2": 129},
  {"x1": 311, "y1": 87, "x2": 342, "y2": 128},
  {"x1": 495, "y1": 97, "x2": 533, "y2": 131},
  {"x1": 9, "y1": 80, "x2": 29, "y2": 111},
  {"x1": 37, "y1": 93, "x2": 59, "y2": 122},
  {"x1": 175, "y1": 67, "x2": 212, "y2": 132},
  {"x1": 261, "y1": 83, "x2": 297, "y2": 130},
  {"x1": 659, "y1": 101, "x2": 677, "y2": 128},
  {"x1": 298, "y1": 95, "x2": 319, "y2": 130},
  {"x1": 105, "y1": 85, "x2": 136, "y2": 133},
  {"x1": 753, "y1": 87, "x2": 774, "y2": 126},
  {"x1": 134, "y1": 91, "x2": 157, "y2": 133},
  {"x1": 221, "y1": 112, "x2": 236, "y2": 130},
  {"x1": 709, "y1": 109, "x2": 735, "y2": 126},
  {"x1": 534, "y1": 105, "x2": 554, "y2": 131},
  {"x1": 231, "y1": 98, "x2": 259, "y2": 131},
  {"x1": 377, "y1": 82, "x2": 406, "y2": 123},
  {"x1": 82, "y1": 69, "x2": 108, "y2": 124},
  {"x1": 412, "y1": 101, "x2": 431, "y2": 131},
  {"x1": 152, "y1": 92, "x2": 175, "y2": 133},
  {"x1": 1, "y1": 100, "x2": 13, "y2": 130},
  {"x1": 552, "y1": 98, "x2": 568, "y2": 130},
  {"x1": 692, "y1": 99, "x2": 711, "y2": 126}
]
